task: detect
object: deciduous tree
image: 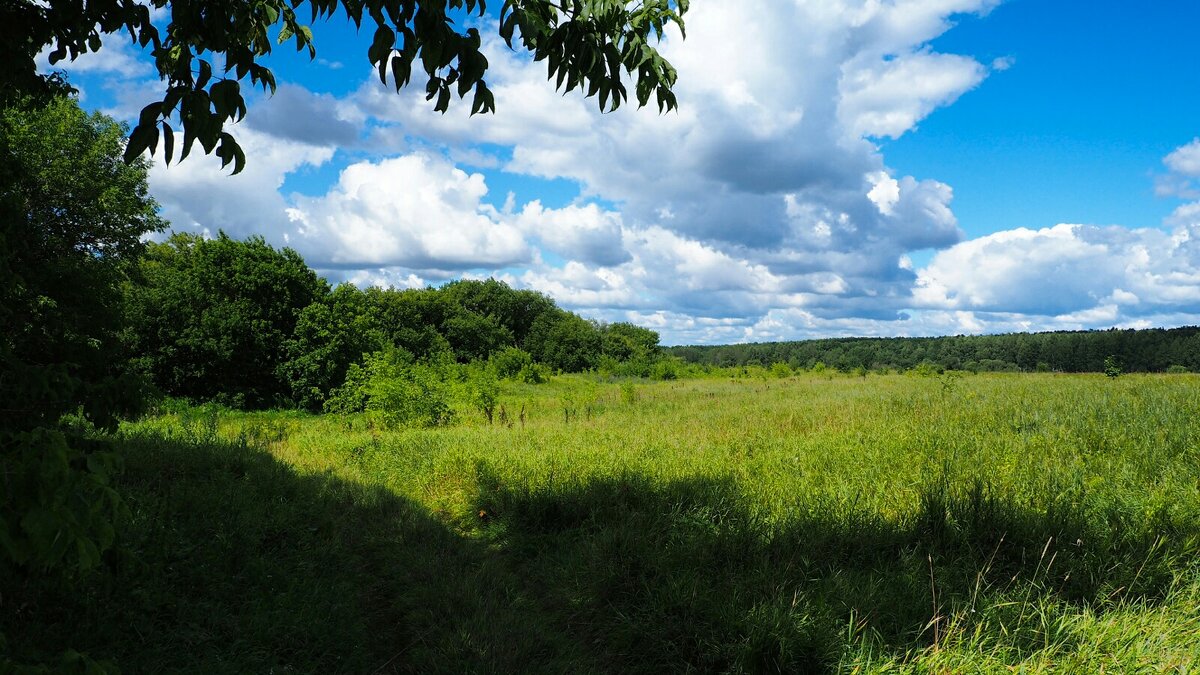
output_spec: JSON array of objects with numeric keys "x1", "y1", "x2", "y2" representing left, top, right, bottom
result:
[
  {"x1": 1, "y1": 94, "x2": 162, "y2": 571},
  {"x1": 5, "y1": 0, "x2": 688, "y2": 172}
]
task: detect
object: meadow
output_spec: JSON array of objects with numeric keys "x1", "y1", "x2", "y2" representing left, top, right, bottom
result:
[{"x1": 7, "y1": 372, "x2": 1200, "y2": 673}]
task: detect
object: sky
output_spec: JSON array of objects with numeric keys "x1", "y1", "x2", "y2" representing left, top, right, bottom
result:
[{"x1": 45, "y1": 0, "x2": 1200, "y2": 345}]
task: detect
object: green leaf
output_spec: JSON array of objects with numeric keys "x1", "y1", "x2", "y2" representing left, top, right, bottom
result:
[
  {"x1": 161, "y1": 121, "x2": 175, "y2": 165},
  {"x1": 123, "y1": 121, "x2": 158, "y2": 163},
  {"x1": 196, "y1": 59, "x2": 213, "y2": 90}
]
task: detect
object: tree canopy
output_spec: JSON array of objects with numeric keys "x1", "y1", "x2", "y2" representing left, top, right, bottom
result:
[
  {"x1": 6, "y1": 0, "x2": 688, "y2": 173},
  {"x1": 1, "y1": 94, "x2": 162, "y2": 573},
  {"x1": 126, "y1": 232, "x2": 327, "y2": 408}
]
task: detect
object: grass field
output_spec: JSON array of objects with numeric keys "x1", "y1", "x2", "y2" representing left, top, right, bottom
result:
[{"x1": 7, "y1": 372, "x2": 1200, "y2": 673}]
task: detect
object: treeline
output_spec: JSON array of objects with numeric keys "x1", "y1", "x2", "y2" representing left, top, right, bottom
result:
[
  {"x1": 669, "y1": 328, "x2": 1200, "y2": 374},
  {"x1": 125, "y1": 232, "x2": 665, "y2": 411}
]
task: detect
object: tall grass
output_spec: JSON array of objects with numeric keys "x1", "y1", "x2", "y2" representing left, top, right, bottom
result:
[{"x1": 4, "y1": 373, "x2": 1198, "y2": 672}]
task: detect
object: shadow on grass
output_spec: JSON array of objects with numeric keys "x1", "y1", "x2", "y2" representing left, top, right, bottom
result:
[
  {"x1": 470, "y1": 468, "x2": 1197, "y2": 673},
  {"x1": 4, "y1": 432, "x2": 1195, "y2": 674},
  {"x1": 4, "y1": 433, "x2": 590, "y2": 673}
]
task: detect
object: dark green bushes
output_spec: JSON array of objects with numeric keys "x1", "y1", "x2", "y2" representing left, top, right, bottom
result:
[{"x1": 1, "y1": 95, "x2": 159, "y2": 576}]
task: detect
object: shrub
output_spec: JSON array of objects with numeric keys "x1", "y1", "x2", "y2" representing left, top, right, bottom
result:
[
  {"x1": 1166, "y1": 364, "x2": 1189, "y2": 374},
  {"x1": 770, "y1": 362, "x2": 792, "y2": 378},
  {"x1": 324, "y1": 349, "x2": 455, "y2": 428},
  {"x1": 517, "y1": 363, "x2": 551, "y2": 384},
  {"x1": 909, "y1": 360, "x2": 943, "y2": 377},
  {"x1": 490, "y1": 347, "x2": 534, "y2": 380},
  {"x1": 651, "y1": 359, "x2": 679, "y2": 381},
  {"x1": 1104, "y1": 355, "x2": 1122, "y2": 379}
]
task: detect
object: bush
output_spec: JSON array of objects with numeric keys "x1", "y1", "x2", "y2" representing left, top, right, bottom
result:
[
  {"x1": 651, "y1": 359, "x2": 680, "y2": 381},
  {"x1": 770, "y1": 362, "x2": 792, "y2": 378},
  {"x1": 490, "y1": 347, "x2": 534, "y2": 379},
  {"x1": 977, "y1": 359, "x2": 1019, "y2": 373},
  {"x1": 324, "y1": 349, "x2": 455, "y2": 428},
  {"x1": 909, "y1": 361, "x2": 943, "y2": 377},
  {"x1": 517, "y1": 363, "x2": 551, "y2": 384},
  {"x1": 1104, "y1": 356, "x2": 1122, "y2": 379},
  {"x1": 1166, "y1": 364, "x2": 1189, "y2": 374}
]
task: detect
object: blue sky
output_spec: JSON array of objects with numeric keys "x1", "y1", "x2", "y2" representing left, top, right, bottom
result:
[
  {"x1": 886, "y1": 0, "x2": 1200, "y2": 240},
  {"x1": 48, "y1": 0, "x2": 1200, "y2": 344}
]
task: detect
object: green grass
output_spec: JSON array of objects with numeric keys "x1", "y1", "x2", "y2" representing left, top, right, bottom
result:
[{"x1": 5, "y1": 373, "x2": 1200, "y2": 672}]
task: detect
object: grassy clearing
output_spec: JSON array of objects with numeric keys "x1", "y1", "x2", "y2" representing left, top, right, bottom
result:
[{"x1": 5, "y1": 373, "x2": 1200, "y2": 672}]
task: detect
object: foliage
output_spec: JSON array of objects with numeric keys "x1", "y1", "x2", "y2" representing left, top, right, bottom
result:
[
  {"x1": 650, "y1": 357, "x2": 680, "y2": 380},
  {"x1": 441, "y1": 306, "x2": 514, "y2": 362},
  {"x1": 1, "y1": 95, "x2": 162, "y2": 433},
  {"x1": 0, "y1": 429, "x2": 124, "y2": 572},
  {"x1": 909, "y1": 360, "x2": 943, "y2": 377},
  {"x1": 1, "y1": 95, "x2": 160, "y2": 576},
  {"x1": 601, "y1": 321, "x2": 660, "y2": 361},
  {"x1": 280, "y1": 283, "x2": 385, "y2": 411},
  {"x1": 326, "y1": 348, "x2": 455, "y2": 428},
  {"x1": 525, "y1": 310, "x2": 603, "y2": 372},
  {"x1": 7, "y1": 0, "x2": 687, "y2": 173},
  {"x1": 490, "y1": 346, "x2": 535, "y2": 379},
  {"x1": 1104, "y1": 355, "x2": 1122, "y2": 379},
  {"x1": 127, "y1": 232, "x2": 327, "y2": 409},
  {"x1": 441, "y1": 278, "x2": 558, "y2": 348},
  {"x1": 517, "y1": 362, "x2": 551, "y2": 384},
  {"x1": 462, "y1": 363, "x2": 500, "y2": 424},
  {"x1": 671, "y1": 326, "x2": 1200, "y2": 375},
  {"x1": 124, "y1": 233, "x2": 654, "y2": 410}
]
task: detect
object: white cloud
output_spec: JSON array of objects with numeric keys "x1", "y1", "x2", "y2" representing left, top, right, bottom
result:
[
  {"x1": 991, "y1": 56, "x2": 1015, "y2": 71},
  {"x1": 76, "y1": 1, "x2": 1200, "y2": 344},
  {"x1": 840, "y1": 49, "x2": 988, "y2": 139},
  {"x1": 149, "y1": 127, "x2": 334, "y2": 238},
  {"x1": 914, "y1": 222, "x2": 1200, "y2": 317},
  {"x1": 286, "y1": 153, "x2": 530, "y2": 271},
  {"x1": 511, "y1": 202, "x2": 629, "y2": 267},
  {"x1": 38, "y1": 38, "x2": 153, "y2": 80},
  {"x1": 1158, "y1": 139, "x2": 1200, "y2": 199},
  {"x1": 1164, "y1": 139, "x2": 1200, "y2": 177}
]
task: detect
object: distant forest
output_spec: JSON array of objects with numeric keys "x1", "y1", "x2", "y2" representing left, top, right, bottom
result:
[{"x1": 668, "y1": 328, "x2": 1200, "y2": 374}]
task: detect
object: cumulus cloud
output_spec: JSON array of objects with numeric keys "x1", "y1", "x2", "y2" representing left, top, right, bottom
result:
[
  {"x1": 511, "y1": 202, "x2": 630, "y2": 267},
  {"x1": 134, "y1": 1, "x2": 996, "y2": 331},
  {"x1": 56, "y1": 0, "x2": 1200, "y2": 343},
  {"x1": 285, "y1": 154, "x2": 530, "y2": 271},
  {"x1": 914, "y1": 222, "x2": 1200, "y2": 318},
  {"x1": 839, "y1": 49, "x2": 988, "y2": 139},
  {"x1": 1164, "y1": 139, "x2": 1200, "y2": 176},
  {"x1": 246, "y1": 84, "x2": 361, "y2": 147},
  {"x1": 1158, "y1": 138, "x2": 1200, "y2": 200},
  {"x1": 149, "y1": 127, "x2": 335, "y2": 239},
  {"x1": 353, "y1": 1, "x2": 991, "y2": 258}
]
